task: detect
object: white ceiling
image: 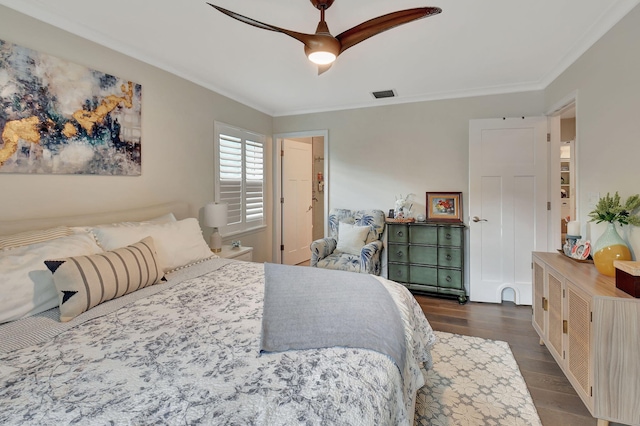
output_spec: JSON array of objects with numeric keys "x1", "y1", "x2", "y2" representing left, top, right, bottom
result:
[{"x1": 1, "y1": 0, "x2": 638, "y2": 116}]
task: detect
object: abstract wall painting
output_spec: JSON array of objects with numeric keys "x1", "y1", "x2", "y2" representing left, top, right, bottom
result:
[{"x1": 0, "y1": 39, "x2": 142, "y2": 175}]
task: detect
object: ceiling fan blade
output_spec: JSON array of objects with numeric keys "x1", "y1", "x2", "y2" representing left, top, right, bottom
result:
[
  {"x1": 336, "y1": 7, "x2": 442, "y2": 54},
  {"x1": 207, "y1": 3, "x2": 316, "y2": 46}
]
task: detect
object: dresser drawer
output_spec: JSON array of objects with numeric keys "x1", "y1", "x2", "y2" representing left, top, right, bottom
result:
[
  {"x1": 438, "y1": 247, "x2": 462, "y2": 268},
  {"x1": 438, "y1": 226, "x2": 463, "y2": 247},
  {"x1": 388, "y1": 225, "x2": 409, "y2": 243},
  {"x1": 233, "y1": 251, "x2": 253, "y2": 262},
  {"x1": 219, "y1": 246, "x2": 253, "y2": 261},
  {"x1": 388, "y1": 244, "x2": 408, "y2": 262},
  {"x1": 388, "y1": 264, "x2": 408, "y2": 283},
  {"x1": 409, "y1": 265, "x2": 438, "y2": 286},
  {"x1": 410, "y1": 225, "x2": 438, "y2": 245},
  {"x1": 437, "y1": 268, "x2": 463, "y2": 290},
  {"x1": 409, "y1": 245, "x2": 437, "y2": 265},
  {"x1": 406, "y1": 282, "x2": 438, "y2": 293}
]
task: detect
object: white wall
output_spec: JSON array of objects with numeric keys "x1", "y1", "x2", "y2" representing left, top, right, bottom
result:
[
  {"x1": 274, "y1": 92, "x2": 545, "y2": 222},
  {"x1": 0, "y1": 6, "x2": 273, "y2": 262},
  {"x1": 544, "y1": 4, "x2": 640, "y2": 256},
  {"x1": 3, "y1": 3, "x2": 639, "y2": 265}
]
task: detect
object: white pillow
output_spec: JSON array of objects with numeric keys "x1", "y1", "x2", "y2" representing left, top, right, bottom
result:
[
  {"x1": 336, "y1": 222, "x2": 370, "y2": 256},
  {"x1": 91, "y1": 218, "x2": 213, "y2": 272},
  {"x1": 71, "y1": 212, "x2": 177, "y2": 234},
  {"x1": 0, "y1": 232, "x2": 103, "y2": 324},
  {"x1": 0, "y1": 226, "x2": 73, "y2": 250},
  {"x1": 108, "y1": 212, "x2": 177, "y2": 226},
  {"x1": 146, "y1": 212, "x2": 177, "y2": 224}
]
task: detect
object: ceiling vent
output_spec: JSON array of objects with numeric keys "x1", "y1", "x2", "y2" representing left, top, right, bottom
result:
[{"x1": 371, "y1": 89, "x2": 396, "y2": 99}]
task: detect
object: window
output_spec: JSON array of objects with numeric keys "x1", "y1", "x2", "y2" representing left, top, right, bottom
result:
[{"x1": 214, "y1": 122, "x2": 266, "y2": 235}]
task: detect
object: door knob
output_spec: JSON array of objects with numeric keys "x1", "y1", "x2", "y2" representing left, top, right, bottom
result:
[
  {"x1": 307, "y1": 205, "x2": 313, "y2": 212},
  {"x1": 472, "y1": 216, "x2": 488, "y2": 222}
]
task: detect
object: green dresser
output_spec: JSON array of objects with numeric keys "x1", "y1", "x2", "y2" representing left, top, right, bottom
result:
[{"x1": 387, "y1": 222, "x2": 467, "y2": 303}]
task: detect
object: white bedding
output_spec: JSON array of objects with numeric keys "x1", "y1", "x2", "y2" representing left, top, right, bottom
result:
[{"x1": 0, "y1": 258, "x2": 435, "y2": 425}]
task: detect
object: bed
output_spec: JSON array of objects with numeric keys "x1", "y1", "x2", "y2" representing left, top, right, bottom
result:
[{"x1": 0, "y1": 203, "x2": 436, "y2": 425}]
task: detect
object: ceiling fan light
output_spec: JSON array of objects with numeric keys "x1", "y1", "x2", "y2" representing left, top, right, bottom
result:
[{"x1": 308, "y1": 51, "x2": 336, "y2": 65}]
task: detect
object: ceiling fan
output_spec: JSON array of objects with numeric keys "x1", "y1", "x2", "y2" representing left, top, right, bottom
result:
[{"x1": 207, "y1": 1, "x2": 441, "y2": 74}]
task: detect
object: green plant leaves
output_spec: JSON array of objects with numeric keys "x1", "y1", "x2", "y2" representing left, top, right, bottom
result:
[{"x1": 588, "y1": 191, "x2": 640, "y2": 226}]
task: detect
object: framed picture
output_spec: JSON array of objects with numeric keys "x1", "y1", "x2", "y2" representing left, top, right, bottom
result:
[
  {"x1": 0, "y1": 39, "x2": 142, "y2": 175},
  {"x1": 426, "y1": 192, "x2": 463, "y2": 223}
]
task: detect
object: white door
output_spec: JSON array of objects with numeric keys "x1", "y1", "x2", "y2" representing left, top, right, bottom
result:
[
  {"x1": 469, "y1": 117, "x2": 548, "y2": 305},
  {"x1": 282, "y1": 139, "x2": 313, "y2": 265}
]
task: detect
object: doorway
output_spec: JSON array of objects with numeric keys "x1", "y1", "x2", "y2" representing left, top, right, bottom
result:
[
  {"x1": 272, "y1": 130, "x2": 329, "y2": 264},
  {"x1": 547, "y1": 94, "x2": 578, "y2": 250},
  {"x1": 281, "y1": 138, "x2": 312, "y2": 265}
]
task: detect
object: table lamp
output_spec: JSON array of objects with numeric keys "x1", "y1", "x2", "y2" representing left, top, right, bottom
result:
[{"x1": 204, "y1": 202, "x2": 227, "y2": 253}]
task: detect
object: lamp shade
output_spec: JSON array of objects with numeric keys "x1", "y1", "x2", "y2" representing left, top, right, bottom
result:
[{"x1": 204, "y1": 202, "x2": 228, "y2": 228}]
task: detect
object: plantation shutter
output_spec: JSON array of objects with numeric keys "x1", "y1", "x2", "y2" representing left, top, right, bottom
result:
[
  {"x1": 215, "y1": 122, "x2": 266, "y2": 234},
  {"x1": 218, "y1": 134, "x2": 243, "y2": 225},
  {"x1": 245, "y1": 139, "x2": 264, "y2": 223}
]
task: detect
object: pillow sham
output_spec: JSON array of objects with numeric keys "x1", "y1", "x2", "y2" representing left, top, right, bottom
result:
[
  {"x1": 71, "y1": 212, "x2": 177, "y2": 234},
  {"x1": 0, "y1": 226, "x2": 73, "y2": 250},
  {"x1": 336, "y1": 222, "x2": 370, "y2": 256},
  {"x1": 103, "y1": 212, "x2": 177, "y2": 227},
  {"x1": 46, "y1": 237, "x2": 165, "y2": 322},
  {"x1": 91, "y1": 218, "x2": 213, "y2": 272},
  {"x1": 145, "y1": 212, "x2": 177, "y2": 224},
  {"x1": 0, "y1": 232, "x2": 103, "y2": 324}
]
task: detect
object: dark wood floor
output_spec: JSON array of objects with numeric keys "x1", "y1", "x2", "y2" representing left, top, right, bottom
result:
[{"x1": 413, "y1": 294, "x2": 604, "y2": 426}]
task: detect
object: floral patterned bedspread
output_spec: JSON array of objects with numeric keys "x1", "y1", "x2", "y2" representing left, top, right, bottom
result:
[{"x1": 0, "y1": 259, "x2": 435, "y2": 425}]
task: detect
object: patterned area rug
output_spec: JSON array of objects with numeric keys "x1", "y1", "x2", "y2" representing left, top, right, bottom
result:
[{"x1": 415, "y1": 331, "x2": 542, "y2": 426}]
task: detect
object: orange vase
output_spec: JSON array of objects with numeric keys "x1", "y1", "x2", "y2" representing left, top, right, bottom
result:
[{"x1": 592, "y1": 222, "x2": 631, "y2": 277}]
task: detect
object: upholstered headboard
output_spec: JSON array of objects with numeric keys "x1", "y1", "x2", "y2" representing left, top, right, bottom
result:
[{"x1": 0, "y1": 202, "x2": 190, "y2": 236}]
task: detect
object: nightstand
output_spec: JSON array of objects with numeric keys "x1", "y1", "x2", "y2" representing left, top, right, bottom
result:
[{"x1": 216, "y1": 245, "x2": 253, "y2": 261}]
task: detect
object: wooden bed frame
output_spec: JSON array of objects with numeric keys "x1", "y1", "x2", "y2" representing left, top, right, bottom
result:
[{"x1": 0, "y1": 202, "x2": 190, "y2": 236}]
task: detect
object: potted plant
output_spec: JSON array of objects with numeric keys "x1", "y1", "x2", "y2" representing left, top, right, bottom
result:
[{"x1": 588, "y1": 192, "x2": 640, "y2": 276}]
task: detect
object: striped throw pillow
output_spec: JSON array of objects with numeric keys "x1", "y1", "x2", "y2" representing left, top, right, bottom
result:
[
  {"x1": 0, "y1": 226, "x2": 73, "y2": 250},
  {"x1": 45, "y1": 236, "x2": 165, "y2": 322}
]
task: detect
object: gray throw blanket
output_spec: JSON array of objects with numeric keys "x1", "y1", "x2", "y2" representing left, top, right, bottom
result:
[{"x1": 261, "y1": 263, "x2": 406, "y2": 375}]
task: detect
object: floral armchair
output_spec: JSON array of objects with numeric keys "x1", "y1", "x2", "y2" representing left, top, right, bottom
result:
[{"x1": 310, "y1": 209, "x2": 386, "y2": 275}]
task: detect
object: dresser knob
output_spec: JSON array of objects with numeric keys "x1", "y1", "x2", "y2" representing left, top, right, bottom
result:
[
  {"x1": 446, "y1": 276, "x2": 452, "y2": 282},
  {"x1": 445, "y1": 233, "x2": 451, "y2": 240},
  {"x1": 397, "y1": 251, "x2": 404, "y2": 257},
  {"x1": 397, "y1": 231, "x2": 404, "y2": 237},
  {"x1": 446, "y1": 254, "x2": 452, "y2": 261}
]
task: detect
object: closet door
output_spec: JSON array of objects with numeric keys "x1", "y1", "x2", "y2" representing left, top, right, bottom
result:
[{"x1": 469, "y1": 117, "x2": 548, "y2": 305}]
